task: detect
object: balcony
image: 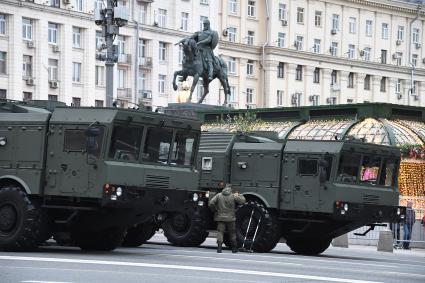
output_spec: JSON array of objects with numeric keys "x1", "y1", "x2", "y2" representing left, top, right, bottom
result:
[
  {"x1": 117, "y1": 53, "x2": 132, "y2": 65},
  {"x1": 137, "y1": 0, "x2": 154, "y2": 3},
  {"x1": 139, "y1": 57, "x2": 153, "y2": 68},
  {"x1": 138, "y1": 90, "x2": 152, "y2": 105},
  {"x1": 117, "y1": 88, "x2": 132, "y2": 100}
]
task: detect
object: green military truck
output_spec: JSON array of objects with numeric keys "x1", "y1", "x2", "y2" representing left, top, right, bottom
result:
[
  {"x1": 0, "y1": 100, "x2": 207, "y2": 251},
  {"x1": 163, "y1": 131, "x2": 406, "y2": 255}
]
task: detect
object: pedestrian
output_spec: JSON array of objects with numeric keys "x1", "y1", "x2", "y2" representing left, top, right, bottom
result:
[
  {"x1": 208, "y1": 183, "x2": 246, "y2": 253},
  {"x1": 391, "y1": 222, "x2": 401, "y2": 248},
  {"x1": 403, "y1": 201, "x2": 416, "y2": 250}
]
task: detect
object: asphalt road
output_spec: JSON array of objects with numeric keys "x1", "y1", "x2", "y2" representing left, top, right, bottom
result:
[{"x1": 0, "y1": 234, "x2": 424, "y2": 283}]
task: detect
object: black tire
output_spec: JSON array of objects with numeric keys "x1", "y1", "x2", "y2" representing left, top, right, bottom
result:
[
  {"x1": 122, "y1": 222, "x2": 156, "y2": 247},
  {"x1": 162, "y1": 209, "x2": 208, "y2": 247},
  {"x1": 286, "y1": 237, "x2": 332, "y2": 255},
  {"x1": 235, "y1": 200, "x2": 280, "y2": 253},
  {"x1": 71, "y1": 227, "x2": 126, "y2": 251},
  {"x1": 0, "y1": 186, "x2": 49, "y2": 251}
]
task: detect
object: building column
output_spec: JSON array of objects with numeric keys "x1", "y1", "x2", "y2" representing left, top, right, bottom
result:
[
  {"x1": 321, "y1": 68, "x2": 333, "y2": 105},
  {"x1": 304, "y1": 65, "x2": 316, "y2": 106},
  {"x1": 371, "y1": 75, "x2": 382, "y2": 103},
  {"x1": 355, "y1": 73, "x2": 366, "y2": 103},
  {"x1": 62, "y1": 23, "x2": 73, "y2": 105},
  {"x1": 339, "y1": 70, "x2": 349, "y2": 104},
  {"x1": 264, "y1": 60, "x2": 278, "y2": 108},
  {"x1": 9, "y1": 14, "x2": 23, "y2": 100},
  {"x1": 36, "y1": 19, "x2": 49, "y2": 100},
  {"x1": 286, "y1": 63, "x2": 297, "y2": 106},
  {"x1": 388, "y1": 77, "x2": 398, "y2": 105}
]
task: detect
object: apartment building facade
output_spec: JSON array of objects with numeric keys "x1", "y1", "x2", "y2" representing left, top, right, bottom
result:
[
  {"x1": 0, "y1": 0, "x2": 424, "y2": 109},
  {"x1": 0, "y1": 0, "x2": 217, "y2": 108},
  {"x1": 217, "y1": 0, "x2": 425, "y2": 108}
]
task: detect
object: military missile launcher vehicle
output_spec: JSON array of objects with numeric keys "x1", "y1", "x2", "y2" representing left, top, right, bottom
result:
[
  {"x1": 163, "y1": 131, "x2": 406, "y2": 255},
  {"x1": 0, "y1": 100, "x2": 207, "y2": 251}
]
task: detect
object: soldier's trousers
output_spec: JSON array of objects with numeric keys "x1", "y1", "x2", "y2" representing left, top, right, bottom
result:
[{"x1": 216, "y1": 221, "x2": 237, "y2": 247}]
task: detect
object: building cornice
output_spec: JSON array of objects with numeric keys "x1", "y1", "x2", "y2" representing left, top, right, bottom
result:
[
  {"x1": 217, "y1": 41, "x2": 262, "y2": 56},
  {"x1": 131, "y1": 23, "x2": 192, "y2": 39},
  {"x1": 340, "y1": 0, "x2": 425, "y2": 17},
  {"x1": 2, "y1": 0, "x2": 93, "y2": 21}
]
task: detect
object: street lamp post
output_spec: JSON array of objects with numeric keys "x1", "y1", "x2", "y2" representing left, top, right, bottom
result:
[{"x1": 95, "y1": 0, "x2": 128, "y2": 107}]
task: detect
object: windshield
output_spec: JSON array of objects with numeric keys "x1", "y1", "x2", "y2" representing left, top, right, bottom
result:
[
  {"x1": 171, "y1": 131, "x2": 198, "y2": 166},
  {"x1": 142, "y1": 127, "x2": 173, "y2": 164},
  {"x1": 109, "y1": 125, "x2": 143, "y2": 161}
]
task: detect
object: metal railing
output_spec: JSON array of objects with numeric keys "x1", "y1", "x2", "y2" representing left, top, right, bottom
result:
[
  {"x1": 117, "y1": 53, "x2": 132, "y2": 64},
  {"x1": 139, "y1": 56, "x2": 152, "y2": 68},
  {"x1": 117, "y1": 88, "x2": 132, "y2": 100}
]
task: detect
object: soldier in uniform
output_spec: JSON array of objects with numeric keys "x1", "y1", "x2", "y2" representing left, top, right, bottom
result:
[
  {"x1": 188, "y1": 18, "x2": 218, "y2": 82},
  {"x1": 209, "y1": 184, "x2": 246, "y2": 253}
]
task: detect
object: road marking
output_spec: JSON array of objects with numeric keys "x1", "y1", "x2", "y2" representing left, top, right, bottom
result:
[
  {"x1": 0, "y1": 255, "x2": 382, "y2": 283},
  {"x1": 22, "y1": 281, "x2": 73, "y2": 283}
]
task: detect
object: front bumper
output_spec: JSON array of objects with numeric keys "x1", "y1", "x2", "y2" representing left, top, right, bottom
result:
[{"x1": 333, "y1": 201, "x2": 406, "y2": 223}]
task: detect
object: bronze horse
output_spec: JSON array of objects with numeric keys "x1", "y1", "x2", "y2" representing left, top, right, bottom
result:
[{"x1": 173, "y1": 38, "x2": 231, "y2": 104}]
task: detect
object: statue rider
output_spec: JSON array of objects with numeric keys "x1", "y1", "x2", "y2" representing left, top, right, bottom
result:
[{"x1": 188, "y1": 18, "x2": 218, "y2": 82}]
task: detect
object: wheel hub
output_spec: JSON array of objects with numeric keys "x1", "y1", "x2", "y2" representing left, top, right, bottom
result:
[
  {"x1": 171, "y1": 214, "x2": 189, "y2": 233},
  {"x1": 0, "y1": 204, "x2": 18, "y2": 233}
]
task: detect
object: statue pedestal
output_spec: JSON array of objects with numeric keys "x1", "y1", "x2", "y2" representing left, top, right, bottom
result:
[{"x1": 164, "y1": 103, "x2": 225, "y2": 119}]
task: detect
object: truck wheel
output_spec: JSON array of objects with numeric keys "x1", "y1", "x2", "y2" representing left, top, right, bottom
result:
[
  {"x1": 286, "y1": 237, "x2": 332, "y2": 255},
  {"x1": 162, "y1": 209, "x2": 208, "y2": 247},
  {"x1": 235, "y1": 200, "x2": 280, "y2": 253},
  {"x1": 122, "y1": 223, "x2": 156, "y2": 247},
  {"x1": 0, "y1": 186, "x2": 49, "y2": 251},
  {"x1": 72, "y1": 227, "x2": 126, "y2": 251}
]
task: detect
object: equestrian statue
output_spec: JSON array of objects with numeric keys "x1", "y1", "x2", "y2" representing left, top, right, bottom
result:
[{"x1": 173, "y1": 19, "x2": 231, "y2": 104}]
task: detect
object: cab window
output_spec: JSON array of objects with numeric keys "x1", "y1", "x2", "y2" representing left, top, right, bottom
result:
[
  {"x1": 142, "y1": 127, "x2": 173, "y2": 164},
  {"x1": 64, "y1": 129, "x2": 86, "y2": 152},
  {"x1": 378, "y1": 158, "x2": 398, "y2": 187},
  {"x1": 298, "y1": 159, "x2": 318, "y2": 175},
  {"x1": 171, "y1": 131, "x2": 198, "y2": 166},
  {"x1": 337, "y1": 153, "x2": 361, "y2": 183},
  {"x1": 360, "y1": 156, "x2": 381, "y2": 185},
  {"x1": 109, "y1": 125, "x2": 143, "y2": 161}
]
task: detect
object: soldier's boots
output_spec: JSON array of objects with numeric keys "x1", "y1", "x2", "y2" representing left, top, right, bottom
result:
[
  {"x1": 232, "y1": 246, "x2": 238, "y2": 253},
  {"x1": 217, "y1": 243, "x2": 222, "y2": 253}
]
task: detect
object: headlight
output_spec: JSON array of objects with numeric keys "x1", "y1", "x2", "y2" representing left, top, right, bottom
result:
[
  {"x1": 343, "y1": 203, "x2": 349, "y2": 211},
  {"x1": 205, "y1": 191, "x2": 210, "y2": 198},
  {"x1": 193, "y1": 193, "x2": 199, "y2": 202},
  {"x1": 397, "y1": 208, "x2": 401, "y2": 215},
  {"x1": 116, "y1": 187, "x2": 123, "y2": 197}
]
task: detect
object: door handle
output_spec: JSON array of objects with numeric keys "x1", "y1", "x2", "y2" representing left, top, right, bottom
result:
[{"x1": 295, "y1": 185, "x2": 301, "y2": 191}]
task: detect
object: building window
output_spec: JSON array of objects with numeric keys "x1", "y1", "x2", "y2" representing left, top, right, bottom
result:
[
  {"x1": 363, "y1": 47, "x2": 371, "y2": 61},
  {"x1": 279, "y1": 4, "x2": 287, "y2": 20},
  {"x1": 48, "y1": 22, "x2": 58, "y2": 44},
  {"x1": 396, "y1": 79, "x2": 402, "y2": 94},
  {"x1": 22, "y1": 55, "x2": 32, "y2": 78},
  {"x1": 382, "y1": 23, "x2": 388, "y2": 39},
  {"x1": 412, "y1": 54, "x2": 418, "y2": 66},
  {"x1": 397, "y1": 26, "x2": 404, "y2": 41},
  {"x1": 315, "y1": 11, "x2": 321, "y2": 27},
  {"x1": 246, "y1": 88, "x2": 253, "y2": 104},
  {"x1": 95, "y1": 31, "x2": 104, "y2": 50},
  {"x1": 348, "y1": 44, "x2": 355, "y2": 59},
  {"x1": 178, "y1": 45, "x2": 183, "y2": 64},
  {"x1": 228, "y1": 86, "x2": 235, "y2": 103},
  {"x1": 348, "y1": 72, "x2": 354, "y2": 88},
  {"x1": 48, "y1": 59, "x2": 58, "y2": 81},
  {"x1": 140, "y1": 4, "x2": 147, "y2": 24},
  {"x1": 396, "y1": 52, "x2": 402, "y2": 66},
  {"x1": 413, "y1": 28, "x2": 420, "y2": 44},
  {"x1": 72, "y1": 97, "x2": 81, "y2": 107},
  {"x1": 118, "y1": 69, "x2": 125, "y2": 88},
  {"x1": 277, "y1": 32, "x2": 285, "y2": 47},
  {"x1": 247, "y1": 30, "x2": 254, "y2": 45},
  {"x1": 158, "y1": 9, "x2": 167, "y2": 28},
  {"x1": 73, "y1": 27, "x2": 82, "y2": 48},
  {"x1": 330, "y1": 42, "x2": 338, "y2": 56},
  {"x1": 313, "y1": 39, "x2": 321, "y2": 53},
  {"x1": 72, "y1": 62, "x2": 81, "y2": 83},
  {"x1": 310, "y1": 95, "x2": 319, "y2": 106},
  {"x1": 365, "y1": 20, "x2": 372, "y2": 37},
  {"x1": 199, "y1": 16, "x2": 208, "y2": 31},
  {"x1": 95, "y1": 100, "x2": 104, "y2": 107},
  {"x1": 349, "y1": 17, "x2": 356, "y2": 34},
  {"x1": 48, "y1": 95, "x2": 58, "y2": 101},
  {"x1": 22, "y1": 18, "x2": 33, "y2": 40},
  {"x1": 95, "y1": 65, "x2": 105, "y2": 86},
  {"x1": 246, "y1": 60, "x2": 254, "y2": 76},
  {"x1": 364, "y1": 75, "x2": 371, "y2": 90},
  {"x1": 295, "y1": 65, "x2": 302, "y2": 81},
  {"x1": 181, "y1": 12, "x2": 188, "y2": 31},
  {"x1": 295, "y1": 35, "x2": 303, "y2": 50},
  {"x1": 228, "y1": 27, "x2": 236, "y2": 42},
  {"x1": 228, "y1": 57, "x2": 236, "y2": 74},
  {"x1": 313, "y1": 68, "x2": 320, "y2": 83},
  {"x1": 381, "y1": 49, "x2": 387, "y2": 64},
  {"x1": 247, "y1": 1, "x2": 255, "y2": 17},
  {"x1": 380, "y1": 77, "x2": 386, "y2": 92},
  {"x1": 277, "y1": 62, "x2": 284, "y2": 78},
  {"x1": 0, "y1": 89, "x2": 6, "y2": 99},
  {"x1": 74, "y1": 0, "x2": 83, "y2": 12},
  {"x1": 23, "y1": 92, "x2": 32, "y2": 101},
  {"x1": 117, "y1": 35, "x2": 126, "y2": 56},
  {"x1": 297, "y1": 7, "x2": 304, "y2": 24},
  {"x1": 159, "y1": 42, "x2": 166, "y2": 61},
  {"x1": 331, "y1": 70, "x2": 337, "y2": 85},
  {"x1": 412, "y1": 81, "x2": 418, "y2": 95},
  {"x1": 0, "y1": 52, "x2": 6, "y2": 75},
  {"x1": 94, "y1": 0, "x2": 103, "y2": 11},
  {"x1": 332, "y1": 14, "x2": 339, "y2": 31},
  {"x1": 229, "y1": 0, "x2": 237, "y2": 14},
  {"x1": 277, "y1": 90, "x2": 283, "y2": 106},
  {"x1": 0, "y1": 14, "x2": 6, "y2": 35},
  {"x1": 139, "y1": 39, "x2": 147, "y2": 59}
]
